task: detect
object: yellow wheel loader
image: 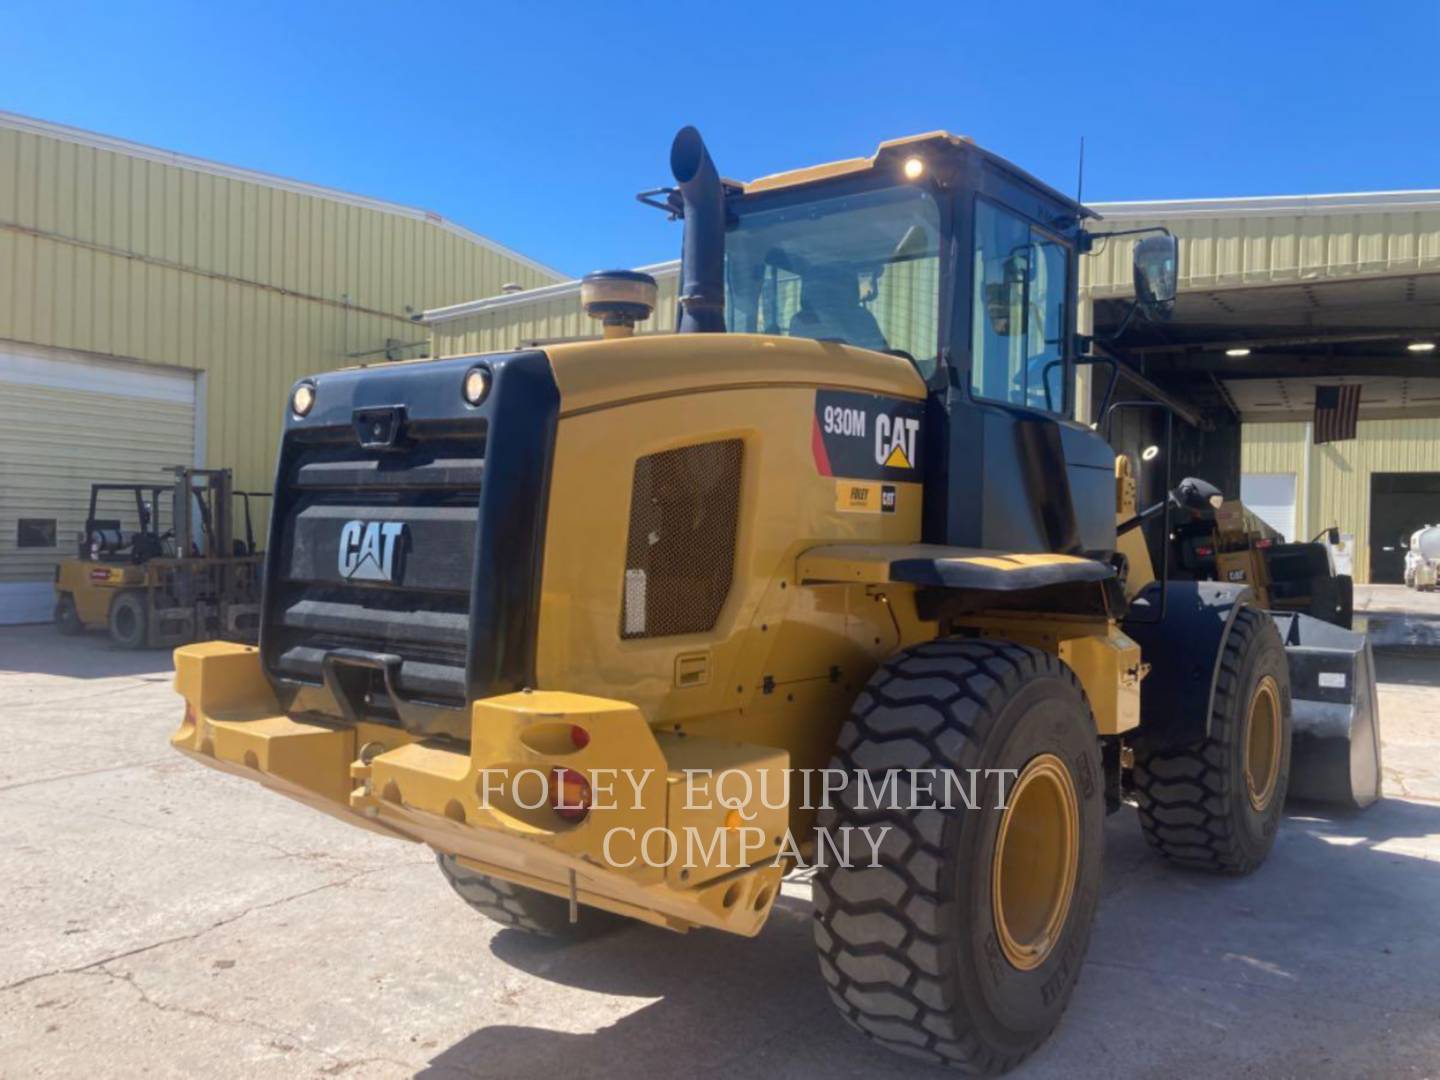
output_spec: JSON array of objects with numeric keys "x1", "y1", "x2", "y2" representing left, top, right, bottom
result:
[{"x1": 171, "y1": 127, "x2": 1380, "y2": 1073}]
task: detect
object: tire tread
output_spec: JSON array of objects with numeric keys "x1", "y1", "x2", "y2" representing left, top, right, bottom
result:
[
  {"x1": 1131, "y1": 607, "x2": 1287, "y2": 874},
  {"x1": 813, "y1": 639, "x2": 1093, "y2": 1075}
]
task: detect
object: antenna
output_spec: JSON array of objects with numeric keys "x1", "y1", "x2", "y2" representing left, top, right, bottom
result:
[{"x1": 1076, "y1": 135, "x2": 1086, "y2": 206}]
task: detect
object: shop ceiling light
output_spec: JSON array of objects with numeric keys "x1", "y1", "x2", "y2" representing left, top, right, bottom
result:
[
  {"x1": 1408, "y1": 341, "x2": 1436, "y2": 353},
  {"x1": 1225, "y1": 347, "x2": 1251, "y2": 357}
]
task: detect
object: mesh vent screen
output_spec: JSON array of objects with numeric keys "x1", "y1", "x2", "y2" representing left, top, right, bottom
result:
[{"x1": 621, "y1": 439, "x2": 743, "y2": 639}]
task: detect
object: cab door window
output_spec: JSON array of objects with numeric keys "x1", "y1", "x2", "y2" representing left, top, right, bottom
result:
[{"x1": 970, "y1": 199, "x2": 1070, "y2": 413}]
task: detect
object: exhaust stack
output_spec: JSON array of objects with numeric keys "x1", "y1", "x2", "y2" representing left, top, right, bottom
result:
[{"x1": 670, "y1": 126, "x2": 726, "y2": 334}]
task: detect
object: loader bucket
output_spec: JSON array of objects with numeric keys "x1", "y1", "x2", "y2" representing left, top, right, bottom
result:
[{"x1": 1271, "y1": 612, "x2": 1382, "y2": 809}]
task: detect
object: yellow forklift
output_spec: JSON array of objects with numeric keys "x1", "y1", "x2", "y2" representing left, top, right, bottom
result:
[{"x1": 54, "y1": 466, "x2": 266, "y2": 648}]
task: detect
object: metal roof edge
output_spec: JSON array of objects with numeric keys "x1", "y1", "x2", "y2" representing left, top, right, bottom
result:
[
  {"x1": 0, "y1": 109, "x2": 566, "y2": 282},
  {"x1": 422, "y1": 260, "x2": 682, "y2": 324},
  {"x1": 1090, "y1": 189, "x2": 1440, "y2": 220}
]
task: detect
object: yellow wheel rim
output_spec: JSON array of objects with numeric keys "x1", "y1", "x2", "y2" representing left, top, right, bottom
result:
[
  {"x1": 992, "y1": 753, "x2": 1080, "y2": 972},
  {"x1": 1243, "y1": 675, "x2": 1283, "y2": 812}
]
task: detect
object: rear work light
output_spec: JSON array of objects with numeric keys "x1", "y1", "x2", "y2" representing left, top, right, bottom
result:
[
  {"x1": 462, "y1": 365, "x2": 491, "y2": 406},
  {"x1": 551, "y1": 767, "x2": 591, "y2": 822},
  {"x1": 291, "y1": 381, "x2": 316, "y2": 417}
]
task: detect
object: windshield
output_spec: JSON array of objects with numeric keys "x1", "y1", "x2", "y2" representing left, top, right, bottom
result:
[{"x1": 724, "y1": 185, "x2": 941, "y2": 374}]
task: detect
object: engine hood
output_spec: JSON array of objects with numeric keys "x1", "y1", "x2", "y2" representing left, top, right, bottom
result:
[{"x1": 542, "y1": 333, "x2": 926, "y2": 417}]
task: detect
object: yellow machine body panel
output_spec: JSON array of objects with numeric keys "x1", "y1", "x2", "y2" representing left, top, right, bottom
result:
[
  {"x1": 172, "y1": 322, "x2": 1137, "y2": 936},
  {"x1": 56, "y1": 558, "x2": 145, "y2": 626},
  {"x1": 543, "y1": 332, "x2": 926, "y2": 415},
  {"x1": 172, "y1": 333, "x2": 949, "y2": 933}
]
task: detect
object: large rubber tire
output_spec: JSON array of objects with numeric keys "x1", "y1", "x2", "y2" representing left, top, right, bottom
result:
[
  {"x1": 813, "y1": 640, "x2": 1104, "y2": 1074},
  {"x1": 54, "y1": 594, "x2": 84, "y2": 636},
  {"x1": 1132, "y1": 607, "x2": 1292, "y2": 875},
  {"x1": 436, "y1": 853, "x2": 626, "y2": 940},
  {"x1": 107, "y1": 591, "x2": 149, "y2": 649}
]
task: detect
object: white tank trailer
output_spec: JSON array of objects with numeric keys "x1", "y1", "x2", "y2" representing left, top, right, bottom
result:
[{"x1": 1406, "y1": 525, "x2": 1440, "y2": 590}]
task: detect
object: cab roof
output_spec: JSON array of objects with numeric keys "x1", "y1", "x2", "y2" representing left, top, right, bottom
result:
[{"x1": 740, "y1": 130, "x2": 1097, "y2": 219}]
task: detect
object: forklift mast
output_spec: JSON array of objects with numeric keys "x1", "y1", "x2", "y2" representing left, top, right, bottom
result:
[{"x1": 168, "y1": 467, "x2": 235, "y2": 559}]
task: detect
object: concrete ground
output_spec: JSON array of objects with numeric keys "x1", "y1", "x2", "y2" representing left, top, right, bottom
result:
[{"x1": 2, "y1": 589, "x2": 1439, "y2": 1079}]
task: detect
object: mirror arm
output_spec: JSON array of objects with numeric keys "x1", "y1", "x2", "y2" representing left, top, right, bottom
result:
[
  {"x1": 1098, "y1": 301, "x2": 1139, "y2": 345},
  {"x1": 1079, "y1": 225, "x2": 1175, "y2": 250}
]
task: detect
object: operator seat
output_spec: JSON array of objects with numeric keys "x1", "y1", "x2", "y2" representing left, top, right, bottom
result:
[{"x1": 788, "y1": 271, "x2": 888, "y2": 352}]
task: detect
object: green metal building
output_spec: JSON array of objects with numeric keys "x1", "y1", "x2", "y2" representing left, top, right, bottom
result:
[{"x1": 0, "y1": 110, "x2": 563, "y2": 622}]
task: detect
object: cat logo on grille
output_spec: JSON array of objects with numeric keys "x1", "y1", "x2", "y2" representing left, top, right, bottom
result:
[{"x1": 338, "y1": 520, "x2": 405, "y2": 582}]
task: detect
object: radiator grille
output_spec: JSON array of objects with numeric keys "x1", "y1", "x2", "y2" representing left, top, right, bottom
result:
[
  {"x1": 266, "y1": 434, "x2": 482, "y2": 707},
  {"x1": 621, "y1": 439, "x2": 743, "y2": 639}
]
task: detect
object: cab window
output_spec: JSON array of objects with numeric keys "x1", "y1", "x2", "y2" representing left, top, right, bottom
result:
[
  {"x1": 725, "y1": 185, "x2": 941, "y2": 376},
  {"x1": 970, "y1": 199, "x2": 1070, "y2": 413}
]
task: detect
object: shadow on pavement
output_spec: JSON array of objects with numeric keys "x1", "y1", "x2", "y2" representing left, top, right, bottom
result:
[
  {"x1": 0, "y1": 624, "x2": 174, "y2": 680},
  {"x1": 421, "y1": 796, "x2": 1440, "y2": 1080}
]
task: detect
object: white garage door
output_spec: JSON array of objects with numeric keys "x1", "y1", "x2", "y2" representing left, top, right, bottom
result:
[
  {"x1": 1240, "y1": 472, "x2": 1298, "y2": 542},
  {"x1": 0, "y1": 342, "x2": 198, "y2": 625}
]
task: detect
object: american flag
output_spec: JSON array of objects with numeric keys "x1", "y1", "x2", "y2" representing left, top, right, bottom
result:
[{"x1": 1314, "y1": 384, "x2": 1361, "y2": 444}]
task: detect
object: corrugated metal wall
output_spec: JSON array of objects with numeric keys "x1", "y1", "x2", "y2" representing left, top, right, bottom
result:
[
  {"x1": 431, "y1": 268, "x2": 680, "y2": 357},
  {"x1": 1081, "y1": 198, "x2": 1440, "y2": 296},
  {"x1": 0, "y1": 346, "x2": 196, "y2": 582},
  {"x1": 1242, "y1": 418, "x2": 1440, "y2": 582},
  {"x1": 0, "y1": 115, "x2": 561, "y2": 516}
]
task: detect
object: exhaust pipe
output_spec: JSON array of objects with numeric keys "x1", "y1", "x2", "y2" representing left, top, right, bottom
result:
[{"x1": 670, "y1": 126, "x2": 726, "y2": 334}]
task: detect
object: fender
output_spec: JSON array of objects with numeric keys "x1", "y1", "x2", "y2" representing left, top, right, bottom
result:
[
  {"x1": 796, "y1": 543, "x2": 1114, "y2": 591},
  {"x1": 1121, "y1": 580, "x2": 1252, "y2": 749}
]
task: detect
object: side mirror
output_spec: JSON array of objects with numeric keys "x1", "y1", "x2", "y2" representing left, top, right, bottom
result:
[
  {"x1": 1133, "y1": 234, "x2": 1178, "y2": 321},
  {"x1": 1327, "y1": 527, "x2": 1341, "y2": 546}
]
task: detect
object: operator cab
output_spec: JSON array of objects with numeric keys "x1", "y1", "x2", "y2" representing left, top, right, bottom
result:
[{"x1": 658, "y1": 129, "x2": 1178, "y2": 561}]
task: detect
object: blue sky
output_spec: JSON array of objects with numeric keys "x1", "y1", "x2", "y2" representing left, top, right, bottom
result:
[{"x1": 3, "y1": 1, "x2": 1436, "y2": 282}]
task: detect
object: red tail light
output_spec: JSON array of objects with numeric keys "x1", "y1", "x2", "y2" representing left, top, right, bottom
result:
[
  {"x1": 1196, "y1": 545, "x2": 1214, "y2": 557},
  {"x1": 551, "y1": 767, "x2": 591, "y2": 822},
  {"x1": 1256, "y1": 538, "x2": 1274, "y2": 549}
]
